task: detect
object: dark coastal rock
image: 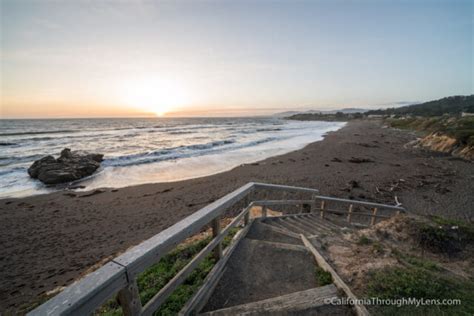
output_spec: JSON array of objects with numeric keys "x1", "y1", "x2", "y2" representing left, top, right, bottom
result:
[{"x1": 28, "y1": 148, "x2": 103, "y2": 184}]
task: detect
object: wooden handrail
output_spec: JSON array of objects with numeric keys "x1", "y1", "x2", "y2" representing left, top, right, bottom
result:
[
  {"x1": 29, "y1": 182, "x2": 319, "y2": 316},
  {"x1": 30, "y1": 182, "x2": 405, "y2": 315},
  {"x1": 141, "y1": 204, "x2": 252, "y2": 315}
]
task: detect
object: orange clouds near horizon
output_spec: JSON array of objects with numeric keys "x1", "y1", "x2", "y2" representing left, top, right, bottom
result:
[{"x1": 0, "y1": 100, "x2": 284, "y2": 119}]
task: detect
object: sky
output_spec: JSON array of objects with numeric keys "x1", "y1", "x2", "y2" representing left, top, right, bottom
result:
[{"x1": 0, "y1": 0, "x2": 473, "y2": 118}]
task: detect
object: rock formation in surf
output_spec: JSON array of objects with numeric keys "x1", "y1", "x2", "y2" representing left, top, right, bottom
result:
[{"x1": 28, "y1": 148, "x2": 103, "y2": 184}]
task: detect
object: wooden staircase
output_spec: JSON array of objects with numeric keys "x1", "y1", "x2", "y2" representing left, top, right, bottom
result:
[
  {"x1": 260, "y1": 213, "x2": 348, "y2": 238},
  {"x1": 31, "y1": 183, "x2": 403, "y2": 316},
  {"x1": 201, "y1": 284, "x2": 348, "y2": 316},
  {"x1": 198, "y1": 216, "x2": 355, "y2": 315}
]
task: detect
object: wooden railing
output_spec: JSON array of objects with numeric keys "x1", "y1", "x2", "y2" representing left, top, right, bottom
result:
[
  {"x1": 29, "y1": 182, "x2": 321, "y2": 316},
  {"x1": 254, "y1": 195, "x2": 405, "y2": 226},
  {"x1": 30, "y1": 182, "x2": 405, "y2": 315}
]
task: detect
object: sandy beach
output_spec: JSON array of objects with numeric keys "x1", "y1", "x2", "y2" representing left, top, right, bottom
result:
[{"x1": 1, "y1": 120, "x2": 473, "y2": 312}]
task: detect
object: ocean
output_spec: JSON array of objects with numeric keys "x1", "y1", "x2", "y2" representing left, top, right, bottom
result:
[{"x1": 0, "y1": 117, "x2": 345, "y2": 198}]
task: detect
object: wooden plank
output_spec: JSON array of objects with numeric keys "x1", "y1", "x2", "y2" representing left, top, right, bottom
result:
[
  {"x1": 28, "y1": 261, "x2": 128, "y2": 316},
  {"x1": 212, "y1": 216, "x2": 222, "y2": 260},
  {"x1": 114, "y1": 182, "x2": 255, "y2": 278},
  {"x1": 200, "y1": 284, "x2": 340, "y2": 315},
  {"x1": 117, "y1": 279, "x2": 142, "y2": 316},
  {"x1": 320, "y1": 201, "x2": 326, "y2": 219},
  {"x1": 244, "y1": 196, "x2": 251, "y2": 225},
  {"x1": 262, "y1": 205, "x2": 268, "y2": 218},
  {"x1": 347, "y1": 204, "x2": 353, "y2": 223},
  {"x1": 300, "y1": 235, "x2": 370, "y2": 316},
  {"x1": 313, "y1": 195, "x2": 405, "y2": 211},
  {"x1": 371, "y1": 208, "x2": 378, "y2": 226},
  {"x1": 253, "y1": 198, "x2": 404, "y2": 213},
  {"x1": 179, "y1": 223, "x2": 253, "y2": 315},
  {"x1": 257, "y1": 221, "x2": 301, "y2": 239},
  {"x1": 316, "y1": 208, "x2": 391, "y2": 219},
  {"x1": 141, "y1": 207, "x2": 250, "y2": 316},
  {"x1": 252, "y1": 199, "x2": 314, "y2": 206}
]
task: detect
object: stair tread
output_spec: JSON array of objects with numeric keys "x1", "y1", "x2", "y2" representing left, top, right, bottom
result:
[
  {"x1": 247, "y1": 239, "x2": 309, "y2": 252},
  {"x1": 287, "y1": 216, "x2": 331, "y2": 234},
  {"x1": 200, "y1": 284, "x2": 350, "y2": 316},
  {"x1": 285, "y1": 218, "x2": 318, "y2": 236},
  {"x1": 275, "y1": 218, "x2": 314, "y2": 235},
  {"x1": 307, "y1": 214, "x2": 347, "y2": 231},
  {"x1": 247, "y1": 220, "x2": 302, "y2": 244}
]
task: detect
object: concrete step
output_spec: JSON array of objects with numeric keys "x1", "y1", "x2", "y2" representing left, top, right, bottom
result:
[
  {"x1": 200, "y1": 238, "x2": 318, "y2": 312},
  {"x1": 200, "y1": 284, "x2": 352, "y2": 316}
]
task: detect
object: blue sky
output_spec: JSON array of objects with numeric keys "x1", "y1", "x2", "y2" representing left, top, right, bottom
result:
[{"x1": 1, "y1": 0, "x2": 473, "y2": 117}]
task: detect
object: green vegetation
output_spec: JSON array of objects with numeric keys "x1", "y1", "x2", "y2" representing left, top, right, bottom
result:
[
  {"x1": 366, "y1": 267, "x2": 474, "y2": 315},
  {"x1": 430, "y1": 216, "x2": 474, "y2": 241},
  {"x1": 315, "y1": 267, "x2": 332, "y2": 286},
  {"x1": 288, "y1": 95, "x2": 474, "y2": 124},
  {"x1": 415, "y1": 216, "x2": 474, "y2": 256},
  {"x1": 391, "y1": 250, "x2": 441, "y2": 272},
  {"x1": 96, "y1": 227, "x2": 240, "y2": 316},
  {"x1": 404, "y1": 256, "x2": 440, "y2": 272},
  {"x1": 372, "y1": 242, "x2": 384, "y2": 254},
  {"x1": 366, "y1": 95, "x2": 474, "y2": 117},
  {"x1": 386, "y1": 116, "x2": 474, "y2": 146},
  {"x1": 364, "y1": 215, "x2": 474, "y2": 315},
  {"x1": 95, "y1": 237, "x2": 214, "y2": 316},
  {"x1": 357, "y1": 234, "x2": 372, "y2": 245},
  {"x1": 287, "y1": 111, "x2": 363, "y2": 121}
]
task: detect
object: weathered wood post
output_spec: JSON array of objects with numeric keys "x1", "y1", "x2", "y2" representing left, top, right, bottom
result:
[
  {"x1": 244, "y1": 196, "x2": 250, "y2": 226},
  {"x1": 347, "y1": 204, "x2": 353, "y2": 223},
  {"x1": 310, "y1": 194, "x2": 316, "y2": 214},
  {"x1": 320, "y1": 201, "x2": 326, "y2": 219},
  {"x1": 117, "y1": 279, "x2": 142, "y2": 316},
  {"x1": 371, "y1": 207, "x2": 378, "y2": 226},
  {"x1": 262, "y1": 205, "x2": 267, "y2": 218},
  {"x1": 212, "y1": 215, "x2": 223, "y2": 260}
]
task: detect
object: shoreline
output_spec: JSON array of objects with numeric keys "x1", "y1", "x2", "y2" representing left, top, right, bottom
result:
[
  {"x1": 0, "y1": 119, "x2": 345, "y2": 199},
  {"x1": 1, "y1": 120, "x2": 474, "y2": 312}
]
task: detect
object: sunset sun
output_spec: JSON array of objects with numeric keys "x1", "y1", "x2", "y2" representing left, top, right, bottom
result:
[{"x1": 120, "y1": 77, "x2": 188, "y2": 116}]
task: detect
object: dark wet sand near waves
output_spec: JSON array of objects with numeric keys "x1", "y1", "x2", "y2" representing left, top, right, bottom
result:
[{"x1": 1, "y1": 120, "x2": 473, "y2": 312}]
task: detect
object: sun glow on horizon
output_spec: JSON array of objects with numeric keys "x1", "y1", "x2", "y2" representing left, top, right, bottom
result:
[{"x1": 119, "y1": 76, "x2": 189, "y2": 116}]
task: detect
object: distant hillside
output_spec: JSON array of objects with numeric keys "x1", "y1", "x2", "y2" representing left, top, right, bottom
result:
[
  {"x1": 366, "y1": 95, "x2": 474, "y2": 117},
  {"x1": 274, "y1": 108, "x2": 368, "y2": 117}
]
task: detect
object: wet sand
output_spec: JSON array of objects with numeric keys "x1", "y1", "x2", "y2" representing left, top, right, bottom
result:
[{"x1": 1, "y1": 120, "x2": 473, "y2": 312}]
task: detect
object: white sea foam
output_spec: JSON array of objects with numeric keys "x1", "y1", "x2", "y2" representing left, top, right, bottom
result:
[{"x1": 0, "y1": 117, "x2": 345, "y2": 198}]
